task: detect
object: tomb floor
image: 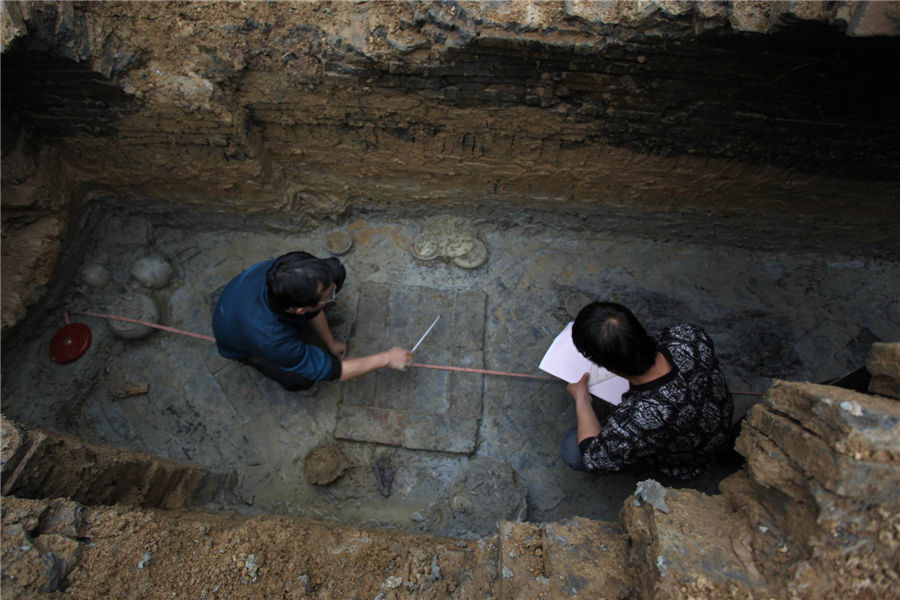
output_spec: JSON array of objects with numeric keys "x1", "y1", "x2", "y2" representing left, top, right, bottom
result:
[{"x1": 3, "y1": 204, "x2": 898, "y2": 536}]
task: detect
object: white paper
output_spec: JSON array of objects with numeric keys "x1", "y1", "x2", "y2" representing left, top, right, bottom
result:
[{"x1": 539, "y1": 322, "x2": 630, "y2": 405}]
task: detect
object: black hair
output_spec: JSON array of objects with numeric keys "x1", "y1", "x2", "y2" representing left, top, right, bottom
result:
[
  {"x1": 571, "y1": 301, "x2": 658, "y2": 377},
  {"x1": 265, "y1": 251, "x2": 334, "y2": 311}
]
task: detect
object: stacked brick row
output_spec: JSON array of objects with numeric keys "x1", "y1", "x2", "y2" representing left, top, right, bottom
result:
[{"x1": 1, "y1": 415, "x2": 235, "y2": 510}]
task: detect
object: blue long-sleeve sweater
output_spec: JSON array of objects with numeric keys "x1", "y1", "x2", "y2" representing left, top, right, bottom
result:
[{"x1": 212, "y1": 260, "x2": 341, "y2": 381}]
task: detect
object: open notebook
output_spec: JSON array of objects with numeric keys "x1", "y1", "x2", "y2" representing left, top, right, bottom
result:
[{"x1": 539, "y1": 322, "x2": 630, "y2": 405}]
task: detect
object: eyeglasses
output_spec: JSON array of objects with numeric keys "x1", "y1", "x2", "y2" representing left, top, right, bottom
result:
[{"x1": 319, "y1": 283, "x2": 337, "y2": 305}]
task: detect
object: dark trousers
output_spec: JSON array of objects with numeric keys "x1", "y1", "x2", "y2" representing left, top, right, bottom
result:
[
  {"x1": 560, "y1": 397, "x2": 616, "y2": 471},
  {"x1": 243, "y1": 356, "x2": 315, "y2": 391}
]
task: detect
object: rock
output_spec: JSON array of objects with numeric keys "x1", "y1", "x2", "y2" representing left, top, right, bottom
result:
[
  {"x1": 763, "y1": 381, "x2": 900, "y2": 463},
  {"x1": 81, "y1": 263, "x2": 111, "y2": 288},
  {"x1": 633, "y1": 479, "x2": 669, "y2": 513},
  {"x1": 373, "y1": 454, "x2": 393, "y2": 497},
  {"x1": 131, "y1": 255, "x2": 173, "y2": 289},
  {"x1": 33, "y1": 533, "x2": 82, "y2": 590},
  {"x1": 106, "y1": 293, "x2": 160, "y2": 340},
  {"x1": 245, "y1": 553, "x2": 258, "y2": 581},
  {"x1": 111, "y1": 381, "x2": 150, "y2": 399},
  {"x1": 1, "y1": 416, "x2": 26, "y2": 476},
  {"x1": 39, "y1": 500, "x2": 85, "y2": 538},
  {"x1": 867, "y1": 342, "x2": 900, "y2": 399}
]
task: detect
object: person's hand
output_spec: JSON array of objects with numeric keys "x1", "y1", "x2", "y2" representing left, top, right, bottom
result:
[
  {"x1": 567, "y1": 372, "x2": 590, "y2": 401},
  {"x1": 384, "y1": 346, "x2": 412, "y2": 371},
  {"x1": 327, "y1": 339, "x2": 347, "y2": 359}
]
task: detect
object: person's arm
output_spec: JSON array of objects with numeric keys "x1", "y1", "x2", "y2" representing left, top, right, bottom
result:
[
  {"x1": 308, "y1": 311, "x2": 346, "y2": 358},
  {"x1": 567, "y1": 373, "x2": 603, "y2": 443},
  {"x1": 339, "y1": 346, "x2": 410, "y2": 381}
]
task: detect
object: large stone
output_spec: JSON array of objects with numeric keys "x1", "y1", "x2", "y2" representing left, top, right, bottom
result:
[
  {"x1": 130, "y1": 255, "x2": 173, "y2": 289},
  {"x1": 743, "y1": 405, "x2": 900, "y2": 504},
  {"x1": 735, "y1": 420, "x2": 812, "y2": 504},
  {"x1": 867, "y1": 342, "x2": 900, "y2": 399},
  {"x1": 621, "y1": 487, "x2": 769, "y2": 600},
  {"x1": 1, "y1": 415, "x2": 26, "y2": 477},
  {"x1": 763, "y1": 380, "x2": 900, "y2": 462},
  {"x1": 719, "y1": 471, "x2": 817, "y2": 588},
  {"x1": 731, "y1": 379, "x2": 900, "y2": 600},
  {"x1": 0, "y1": 214, "x2": 64, "y2": 335}
]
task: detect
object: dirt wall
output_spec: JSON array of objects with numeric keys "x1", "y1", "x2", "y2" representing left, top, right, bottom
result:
[{"x1": 2, "y1": 1, "x2": 899, "y2": 328}]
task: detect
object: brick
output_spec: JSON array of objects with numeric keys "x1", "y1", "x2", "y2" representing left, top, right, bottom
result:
[
  {"x1": 334, "y1": 405, "x2": 404, "y2": 446},
  {"x1": 402, "y1": 414, "x2": 479, "y2": 454},
  {"x1": 336, "y1": 283, "x2": 486, "y2": 454},
  {"x1": 412, "y1": 368, "x2": 451, "y2": 415},
  {"x1": 447, "y1": 351, "x2": 484, "y2": 418}
]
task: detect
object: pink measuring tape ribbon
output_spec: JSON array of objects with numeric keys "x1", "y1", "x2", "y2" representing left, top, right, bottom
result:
[
  {"x1": 70, "y1": 310, "x2": 552, "y2": 378},
  {"x1": 70, "y1": 310, "x2": 216, "y2": 342},
  {"x1": 67, "y1": 310, "x2": 762, "y2": 395},
  {"x1": 409, "y1": 362, "x2": 553, "y2": 380}
]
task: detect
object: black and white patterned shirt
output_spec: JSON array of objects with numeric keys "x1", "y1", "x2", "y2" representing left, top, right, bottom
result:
[{"x1": 579, "y1": 323, "x2": 734, "y2": 480}]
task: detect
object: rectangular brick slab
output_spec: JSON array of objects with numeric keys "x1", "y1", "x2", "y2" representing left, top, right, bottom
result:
[{"x1": 335, "y1": 283, "x2": 485, "y2": 454}]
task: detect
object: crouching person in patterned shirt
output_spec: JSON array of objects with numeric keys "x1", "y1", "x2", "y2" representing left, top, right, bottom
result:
[{"x1": 560, "y1": 301, "x2": 734, "y2": 480}]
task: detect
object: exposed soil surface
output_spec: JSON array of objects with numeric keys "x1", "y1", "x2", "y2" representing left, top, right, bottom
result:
[
  {"x1": 3, "y1": 203, "x2": 897, "y2": 544},
  {"x1": 1, "y1": 495, "x2": 493, "y2": 600}
]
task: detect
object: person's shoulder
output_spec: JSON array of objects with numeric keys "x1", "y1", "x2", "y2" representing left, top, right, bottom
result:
[
  {"x1": 250, "y1": 258, "x2": 276, "y2": 274},
  {"x1": 660, "y1": 323, "x2": 717, "y2": 360},
  {"x1": 660, "y1": 323, "x2": 709, "y2": 343}
]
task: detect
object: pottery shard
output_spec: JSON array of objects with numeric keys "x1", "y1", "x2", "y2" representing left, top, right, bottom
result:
[
  {"x1": 303, "y1": 444, "x2": 349, "y2": 485},
  {"x1": 452, "y1": 238, "x2": 488, "y2": 269},
  {"x1": 409, "y1": 233, "x2": 441, "y2": 261},
  {"x1": 325, "y1": 231, "x2": 353, "y2": 256}
]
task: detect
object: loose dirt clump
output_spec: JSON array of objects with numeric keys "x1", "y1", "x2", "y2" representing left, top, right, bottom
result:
[{"x1": 303, "y1": 443, "x2": 350, "y2": 485}]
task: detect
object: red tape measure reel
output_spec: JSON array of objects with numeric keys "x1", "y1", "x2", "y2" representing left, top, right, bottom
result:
[{"x1": 50, "y1": 322, "x2": 92, "y2": 363}]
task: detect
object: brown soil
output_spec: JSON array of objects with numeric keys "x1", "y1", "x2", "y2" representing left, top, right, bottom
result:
[{"x1": 2, "y1": 495, "x2": 494, "y2": 599}]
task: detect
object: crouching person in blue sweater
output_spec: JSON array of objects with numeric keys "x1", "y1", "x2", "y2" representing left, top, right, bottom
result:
[{"x1": 213, "y1": 251, "x2": 410, "y2": 391}]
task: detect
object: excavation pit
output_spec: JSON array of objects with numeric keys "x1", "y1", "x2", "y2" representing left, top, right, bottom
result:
[
  {"x1": 2, "y1": 2, "x2": 900, "y2": 595},
  {"x1": 3, "y1": 202, "x2": 898, "y2": 539}
]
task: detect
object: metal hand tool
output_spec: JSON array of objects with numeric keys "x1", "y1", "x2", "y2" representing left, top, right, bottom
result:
[{"x1": 410, "y1": 315, "x2": 441, "y2": 354}]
